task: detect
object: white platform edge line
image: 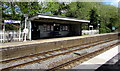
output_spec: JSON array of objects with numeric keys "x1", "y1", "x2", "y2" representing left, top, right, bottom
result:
[{"x1": 72, "y1": 45, "x2": 119, "y2": 69}]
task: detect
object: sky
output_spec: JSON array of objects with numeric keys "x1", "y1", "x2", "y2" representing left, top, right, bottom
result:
[
  {"x1": 38, "y1": 0, "x2": 120, "y2": 7},
  {"x1": 103, "y1": 0, "x2": 120, "y2": 7}
]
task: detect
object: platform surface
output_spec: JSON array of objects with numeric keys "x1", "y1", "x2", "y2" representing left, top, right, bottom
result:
[
  {"x1": 96, "y1": 52, "x2": 120, "y2": 70},
  {"x1": 0, "y1": 33, "x2": 116, "y2": 48},
  {"x1": 0, "y1": 34, "x2": 102, "y2": 48},
  {"x1": 72, "y1": 45, "x2": 120, "y2": 70}
]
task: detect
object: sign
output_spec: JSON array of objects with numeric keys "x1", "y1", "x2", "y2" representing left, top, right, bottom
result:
[
  {"x1": 4, "y1": 20, "x2": 21, "y2": 23},
  {"x1": 112, "y1": 26, "x2": 115, "y2": 30}
]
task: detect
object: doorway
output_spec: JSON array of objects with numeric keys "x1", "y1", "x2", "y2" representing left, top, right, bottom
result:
[{"x1": 31, "y1": 23, "x2": 40, "y2": 40}]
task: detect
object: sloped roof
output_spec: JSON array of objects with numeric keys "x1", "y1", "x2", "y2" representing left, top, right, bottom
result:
[{"x1": 29, "y1": 14, "x2": 90, "y2": 23}]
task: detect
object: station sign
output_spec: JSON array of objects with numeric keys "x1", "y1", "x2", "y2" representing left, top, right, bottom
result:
[
  {"x1": 4, "y1": 20, "x2": 21, "y2": 23},
  {"x1": 112, "y1": 26, "x2": 115, "y2": 30}
]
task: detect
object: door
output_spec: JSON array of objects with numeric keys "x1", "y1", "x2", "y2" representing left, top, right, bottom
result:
[{"x1": 32, "y1": 23, "x2": 40, "y2": 40}]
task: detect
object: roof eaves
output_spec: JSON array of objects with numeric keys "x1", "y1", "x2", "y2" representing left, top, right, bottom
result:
[{"x1": 29, "y1": 15, "x2": 90, "y2": 23}]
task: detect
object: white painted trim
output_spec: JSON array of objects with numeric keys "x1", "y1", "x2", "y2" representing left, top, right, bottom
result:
[
  {"x1": 72, "y1": 45, "x2": 119, "y2": 69},
  {"x1": 29, "y1": 21, "x2": 32, "y2": 40},
  {"x1": 29, "y1": 15, "x2": 90, "y2": 23}
]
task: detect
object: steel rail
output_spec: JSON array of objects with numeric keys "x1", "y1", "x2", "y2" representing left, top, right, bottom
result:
[
  {"x1": 47, "y1": 42, "x2": 120, "y2": 71},
  {"x1": 1, "y1": 37, "x2": 116, "y2": 64},
  {"x1": 1, "y1": 39, "x2": 117, "y2": 71}
]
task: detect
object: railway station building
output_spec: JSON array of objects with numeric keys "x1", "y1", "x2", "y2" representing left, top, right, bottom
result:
[{"x1": 26, "y1": 14, "x2": 90, "y2": 40}]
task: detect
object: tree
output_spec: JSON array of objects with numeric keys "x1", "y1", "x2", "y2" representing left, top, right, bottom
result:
[
  {"x1": 89, "y1": 8, "x2": 99, "y2": 29},
  {"x1": 2, "y1": 2, "x2": 42, "y2": 30},
  {"x1": 2, "y1": 1, "x2": 120, "y2": 33},
  {"x1": 41, "y1": 2, "x2": 68, "y2": 16}
]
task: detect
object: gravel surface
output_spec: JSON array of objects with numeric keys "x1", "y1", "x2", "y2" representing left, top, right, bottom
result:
[
  {"x1": 13, "y1": 40, "x2": 119, "y2": 69},
  {"x1": 15, "y1": 53, "x2": 78, "y2": 69}
]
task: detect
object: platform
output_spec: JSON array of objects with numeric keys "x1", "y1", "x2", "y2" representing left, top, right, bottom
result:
[
  {"x1": 96, "y1": 52, "x2": 120, "y2": 70},
  {"x1": 0, "y1": 36, "x2": 87, "y2": 48},
  {"x1": 0, "y1": 33, "x2": 118, "y2": 60},
  {"x1": 0, "y1": 32, "x2": 117, "y2": 48},
  {"x1": 72, "y1": 45, "x2": 120, "y2": 70}
]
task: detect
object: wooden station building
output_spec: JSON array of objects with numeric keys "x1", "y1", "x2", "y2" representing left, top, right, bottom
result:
[{"x1": 27, "y1": 14, "x2": 90, "y2": 40}]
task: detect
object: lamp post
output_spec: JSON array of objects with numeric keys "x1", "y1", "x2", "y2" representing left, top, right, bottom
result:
[
  {"x1": 98, "y1": 24, "x2": 100, "y2": 34},
  {"x1": 24, "y1": 14, "x2": 28, "y2": 42},
  {"x1": 98, "y1": 15, "x2": 100, "y2": 34}
]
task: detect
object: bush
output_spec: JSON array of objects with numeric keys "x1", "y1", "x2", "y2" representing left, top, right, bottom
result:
[
  {"x1": 100, "y1": 27, "x2": 111, "y2": 33},
  {"x1": 105, "y1": 27, "x2": 111, "y2": 33}
]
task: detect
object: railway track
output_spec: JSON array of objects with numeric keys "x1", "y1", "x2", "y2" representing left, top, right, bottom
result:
[
  {"x1": 47, "y1": 42, "x2": 120, "y2": 71},
  {"x1": 1, "y1": 38, "x2": 115, "y2": 64},
  {"x1": 1, "y1": 38, "x2": 118, "y2": 71}
]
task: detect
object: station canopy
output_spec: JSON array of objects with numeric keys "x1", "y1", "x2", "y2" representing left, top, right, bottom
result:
[{"x1": 29, "y1": 14, "x2": 90, "y2": 24}]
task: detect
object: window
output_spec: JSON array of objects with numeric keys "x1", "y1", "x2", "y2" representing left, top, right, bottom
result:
[
  {"x1": 43, "y1": 24, "x2": 47, "y2": 31},
  {"x1": 51, "y1": 25, "x2": 54, "y2": 31},
  {"x1": 47, "y1": 25, "x2": 50, "y2": 31},
  {"x1": 62, "y1": 26, "x2": 69, "y2": 31},
  {"x1": 43, "y1": 24, "x2": 53, "y2": 32},
  {"x1": 60, "y1": 26, "x2": 63, "y2": 31}
]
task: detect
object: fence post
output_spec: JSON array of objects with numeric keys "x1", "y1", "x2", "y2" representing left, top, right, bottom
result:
[
  {"x1": 3, "y1": 23, "x2": 5, "y2": 43},
  {"x1": 19, "y1": 29, "x2": 21, "y2": 41},
  {"x1": 0, "y1": 32, "x2": 2, "y2": 43}
]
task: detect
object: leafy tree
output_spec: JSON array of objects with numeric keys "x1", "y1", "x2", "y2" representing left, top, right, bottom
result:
[
  {"x1": 41, "y1": 2, "x2": 68, "y2": 16},
  {"x1": 2, "y1": 2, "x2": 42, "y2": 30},
  {"x1": 1, "y1": 1, "x2": 120, "y2": 33},
  {"x1": 89, "y1": 8, "x2": 99, "y2": 29}
]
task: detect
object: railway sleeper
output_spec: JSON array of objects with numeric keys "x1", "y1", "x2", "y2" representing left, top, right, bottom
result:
[{"x1": 0, "y1": 39, "x2": 118, "y2": 70}]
